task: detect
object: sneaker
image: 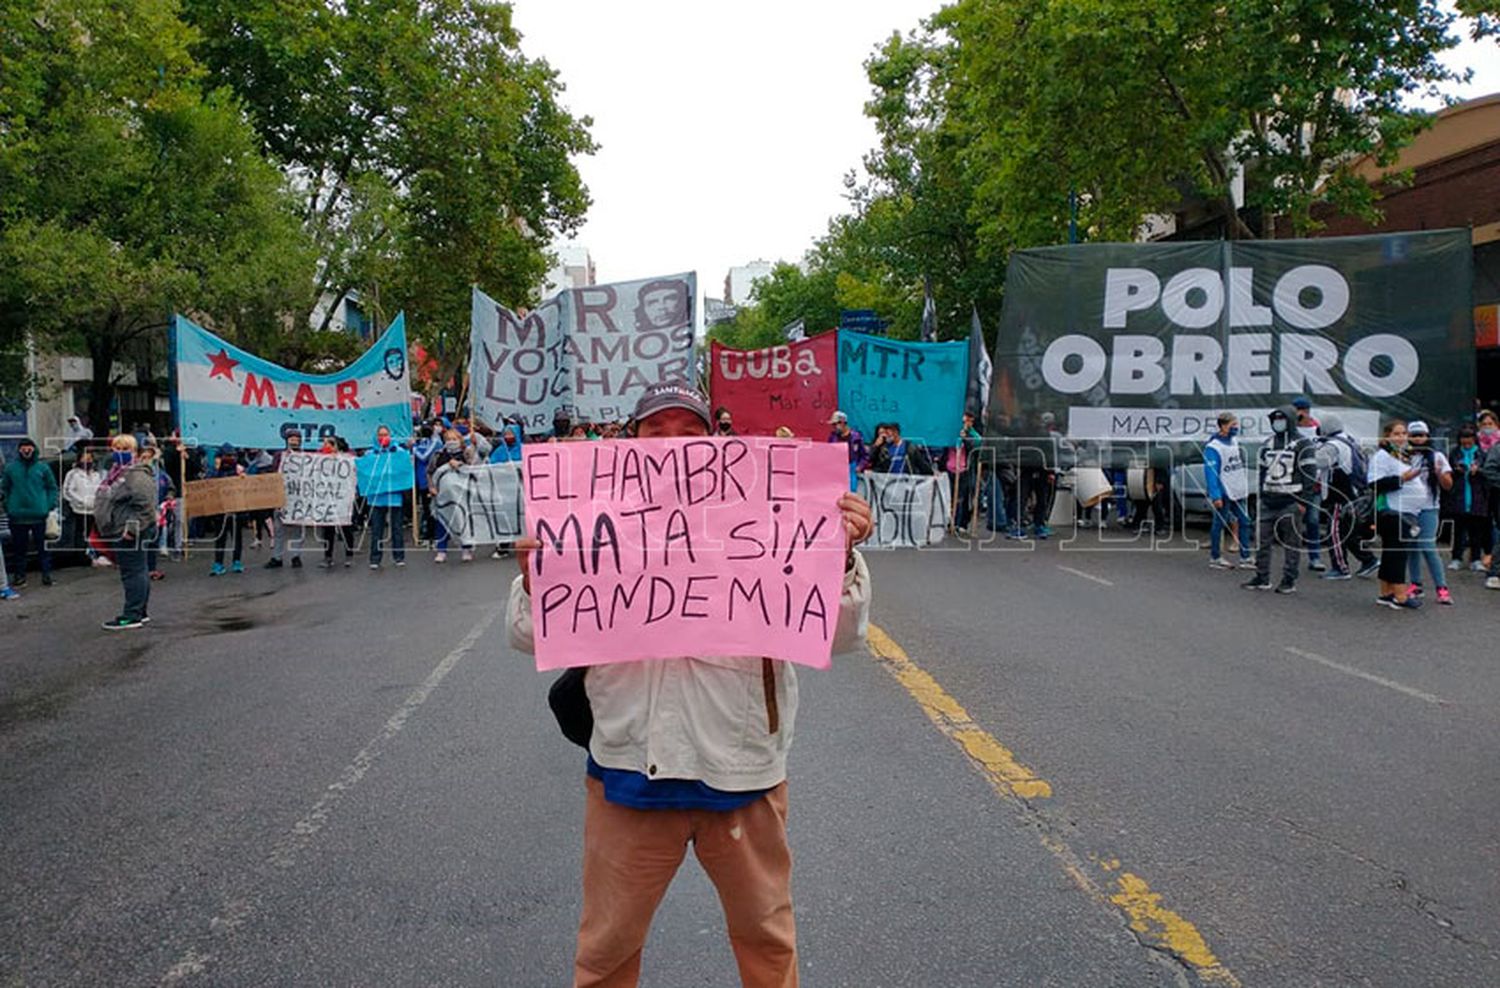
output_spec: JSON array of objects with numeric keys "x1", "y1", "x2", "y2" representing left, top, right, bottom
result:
[
  {"x1": 395, "y1": 559, "x2": 406, "y2": 568},
  {"x1": 91, "y1": 556, "x2": 112, "y2": 568},
  {"x1": 344, "y1": 558, "x2": 352, "y2": 568},
  {"x1": 1395, "y1": 596, "x2": 1423, "y2": 610},
  {"x1": 102, "y1": 616, "x2": 144, "y2": 631},
  {"x1": 1436, "y1": 587, "x2": 1453, "y2": 606},
  {"x1": 369, "y1": 562, "x2": 381, "y2": 570},
  {"x1": 265, "y1": 558, "x2": 284, "y2": 569},
  {"x1": 1209, "y1": 557, "x2": 1235, "y2": 570},
  {"x1": 1472, "y1": 560, "x2": 1487, "y2": 573},
  {"x1": 0, "y1": 587, "x2": 19, "y2": 601},
  {"x1": 1274, "y1": 581, "x2": 1298, "y2": 595},
  {"x1": 10, "y1": 577, "x2": 25, "y2": 589},
  {"x1": 1320, "y1": 569, "x2": 1352, "y2": 580},
  {"x1": 1486, "y1": 576, "x2": 1500, "y2": 590},
  {"x1": 1308, "y1": 560, "x2": 1327, "y2": 572},
  {"x1": 1447, "y1": 559, "x2": 1463, "y2": 571},
  {"x1": 1034, "y1": 525, "x2": 1053, "y2": 540},
  {"x1": 1407, "y1": 583, "x2": 1423, "y2": 598},
  {"x1": 461, "y1": 549, "x2": 474, "y2": 562},
  {"x1": 250, "y1": 538, "x2": 263, "y2": 549},
  {"x1": 139, "y1": 615, "x2": 151, "y2": 624},
  {"x1": 433, "y1": 552, "x2": 447, "y2": 564},
  {"x1": 41, "y1": 574, "x2": 53, "y2": 586},
  {"x1": 319, "y1": 558, "x2": 335, "y2": 569},
  {"x1": 1005, "y1": 528, "x2": 1027, "y2": 540},
  {"x1": 1355, "y1": 560, "x2": 1380, "y2": 578},
  {"x1": 291, "y1": 557, "x2": 302, "y2": 569},
  {"x1": 149, "y1": 570, "x2": 166, "y2": 581},
  {"x1": 1241, "y1": 577, "x2": 1273, "y2": 590},
  {"x1": 231, "y1": 560, "x2": 244, "y2": 574},
  {"x1": 1376, "y1": 594, "x2": 1399, "y2": 609},
  {"x1": 1237, "y1": 557, "x2": 1257, "y2": 570},
  {"x1": 491, "y1": 548, "x2": 510, "y2": 559},
  {"x1": 209, "y1": 563, "x2": 226, "y2": 577}
]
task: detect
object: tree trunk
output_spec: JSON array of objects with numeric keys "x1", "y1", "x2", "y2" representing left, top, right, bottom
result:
[{"x1": 87, "y1": 335, "x2": 116, "y2": 437}]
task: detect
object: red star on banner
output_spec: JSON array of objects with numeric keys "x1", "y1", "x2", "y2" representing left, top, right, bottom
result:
[{"x1": 207, "y1": 348, "x2": 239, "y2": 383}]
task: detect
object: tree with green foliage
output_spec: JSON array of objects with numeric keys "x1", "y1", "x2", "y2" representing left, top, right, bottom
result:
[
  {"x1": 937, "y1": 0, "x2": 1478, "y2": 243},
  {"x1": 0, "y1": 0, "x2": 314, "y2": 422},
  {"x1": 182, "y1": 0, "x2": 597, "y2": 384}
]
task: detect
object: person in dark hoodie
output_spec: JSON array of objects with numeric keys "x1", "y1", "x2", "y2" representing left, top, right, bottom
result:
[
  {"x1": 205, "y1": 444, "x2": 245, "y2": 575},
  {"x1": 1244, "y1": 404, "x2": 1320, "y2": 594},
  {"x1": 1444, "y1": 424, "x2": 1491, "y2": 573},
  {"x1": 1, "y1": 437, "x2": 59, "y2": 587},
  {"x1": 95, "y1": 434, "x2": 159, "y2": 629}
]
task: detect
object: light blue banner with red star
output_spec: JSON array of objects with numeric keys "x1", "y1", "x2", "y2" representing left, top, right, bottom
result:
[
  {"x1": 171, "y1": 314, "x2": 412, "y2": 448},
  {"x1": 835, "y1": 330, "x2": 969, "y2": 445}
]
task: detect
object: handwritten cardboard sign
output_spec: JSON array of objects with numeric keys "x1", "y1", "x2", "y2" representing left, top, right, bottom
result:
[
  {"x1": 434, "y1": 463, "x2": 524, "y2": 544},
  {"x1": 184, "y1": 473, "x2": 287, "y2": 519},
  {"x1": 856, "y1": 472, "x2": 951, "y2": 548},
  {"x1": 280, "y1": 452, "x2": 356, "y2": 526},
  {"x1": 523, "y1": 437, "x2": 847, "y2": 671}
]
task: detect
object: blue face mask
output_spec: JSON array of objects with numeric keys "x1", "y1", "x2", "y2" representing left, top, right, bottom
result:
[
  {"x1": 1228, "y1": 426, "x2": 1240, "y2": 438},
  {"x1": 112, "y1": 450, "x2": 133, "y2": 467}
]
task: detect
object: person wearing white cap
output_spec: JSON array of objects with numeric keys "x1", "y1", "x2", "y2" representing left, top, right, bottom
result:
[
  {"x1": 1404, "y1": 421, "x2": 1453, "y2": 604},
  {"x1": 508, "y1": 382, "x2": 874, "y2": 987},
  {"x1": 826, "y1": 410, "x2": 867, "y2": 491}
]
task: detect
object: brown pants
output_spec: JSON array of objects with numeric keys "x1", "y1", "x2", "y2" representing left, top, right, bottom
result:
[{"x1": 574, "y1": 775, "x2": 797, "y2": 988}]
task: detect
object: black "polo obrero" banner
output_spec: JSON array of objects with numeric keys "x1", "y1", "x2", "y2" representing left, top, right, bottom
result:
[{"x1": 992, "y1": 230, "x2": 1473, "y2": 442}]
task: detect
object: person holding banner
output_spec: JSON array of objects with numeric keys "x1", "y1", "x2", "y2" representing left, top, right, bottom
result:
[
  {"x1": 507, "y1": 382, "x2": 873, "y2": 988},
  {"x1": 266, "y1": 433, "x2": 307, "y2": 570},
  {"x1": 429, "y1": 429, "x2": 479, "y2": 563},
  {"x1": 321, "y1": 436, "x2": 359, "y2": 569},
  {"x1": 205, "y1": 445, "x2": 246, "y2": 576},
  {"x1": 362, "y1": 425, "x2": 409, "y2": 569}
]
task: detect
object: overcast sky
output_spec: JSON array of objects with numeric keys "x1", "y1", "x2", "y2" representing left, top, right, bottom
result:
[{"x1": 507, "y1": 1, "x2": 1500, "y2": 292}]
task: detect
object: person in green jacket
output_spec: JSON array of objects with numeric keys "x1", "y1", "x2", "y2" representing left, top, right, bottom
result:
[{"x1": 1, "y1": 437, "x2": 59, "y2": 587}]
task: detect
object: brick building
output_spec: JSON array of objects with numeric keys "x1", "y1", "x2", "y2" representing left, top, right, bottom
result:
[{"x1": 1307, "y1": 93, "x2": 1500, "y2": 404}]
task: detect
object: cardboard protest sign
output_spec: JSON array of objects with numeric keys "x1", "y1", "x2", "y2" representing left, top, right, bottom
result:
[
  {"x1": 993, "y1": 230, "x2": 1473, "y2": 442},
  {"x1": 184, "y1": 473, "x2": 286, "y2": 519},
  {"x1": 280, "y1": 452, "x2": 356, "y2": 526},
  {"x1": 433, "y1": 463, "x2": 524, "y2": 544},
  {"x1": 856, "y1": 472, "x2": 950, "y2": 549},
  {"x1": 356, "y1": 449, "x2": 415, "y2": 497},
  {"x1": 173, "y1": 314, "x2": 412, "y2": 448},
  {"x1": 523, "y1": 438, "x2": 848, "y2": 671},
  {"x1": 471, "y1": 274, "x2": 697, "y2": 435},
  {"x1": 709, "y1": 333, "x2": 838, "y2": 438},
  {"x1": 837, "y1": 330, "x2": 969, "y2": 446}
]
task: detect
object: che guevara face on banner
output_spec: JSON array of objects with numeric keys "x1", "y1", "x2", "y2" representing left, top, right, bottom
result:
[{"x1": 634, "y1": 279, "x2": 691, "y2": 332}]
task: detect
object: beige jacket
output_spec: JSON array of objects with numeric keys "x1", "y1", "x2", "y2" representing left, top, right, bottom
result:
[{"x1": 508, "y1": 552, "x2": 871, "y2": 791}]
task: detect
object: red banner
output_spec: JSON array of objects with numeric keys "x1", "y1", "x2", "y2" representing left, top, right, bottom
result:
[{"x1": 709, "y1": 332, "x2": 838, "y2": 438}]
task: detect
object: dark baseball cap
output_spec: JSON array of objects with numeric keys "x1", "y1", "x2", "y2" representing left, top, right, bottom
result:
[{"x1": 631, "y1": 382, "x2": 712, "y2": 431}]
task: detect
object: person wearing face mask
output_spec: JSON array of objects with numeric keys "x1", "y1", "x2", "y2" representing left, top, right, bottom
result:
[
  {"x1": 1204, "y1": 412, "x2": 1253, "y2": 569},
  {"x1": 713, "y1": 406, "x2": 736, "y2": 437},
  {"x1": 1476, "y1": 409, "x2": 1500, "y2": 452},
  {"x1": 428, "y1": 429, "x2": 478, "y2": 563},
  {"x1": 1403, "y1": 422, "x2": 1453, "y2": 604},
  {"x1": 204, "y1": 445, "x2": 246, "y2": 575},
  {"x1": 1368, "y1": 420, "x2": 1425, "y2": 608},
  {"x1": 1244, "y1": 405, "x2": 1320, "y2": 593},
  {"x1": 266, "y1": 432, "x2": 307, "y2": 570},
  {"x1": 1443, "y1": 424, "x2": 1490, "y2": 574},
  {"x1": 62, "y1": 446, "x2": 104, "y2": 564},
  {"x1": 363, "y1": 424, "x2": 409, "y2": 569},
  {"x1": 1317, "y1": 415, "x2": 1378, "y2": 580},
  {"x1": 1, "y1": 437, "x2": 59, "y2": 588},
  {"x1": 95, "y1": 434, "x2": 158, "y2": 629}
]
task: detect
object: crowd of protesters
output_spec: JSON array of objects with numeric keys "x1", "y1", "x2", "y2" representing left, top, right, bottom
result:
[{"x1": 6, "y1": 397, "x2": 1500, "y2": 624}]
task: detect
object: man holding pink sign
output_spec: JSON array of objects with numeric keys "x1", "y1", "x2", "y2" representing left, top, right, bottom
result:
[{"x1": 508, "y1": 382, "x2": 872, "y2": 988}]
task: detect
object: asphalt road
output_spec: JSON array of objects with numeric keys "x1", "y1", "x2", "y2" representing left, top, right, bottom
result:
[{"x1": 2, "y1": 526, "x2": 1497, "y2": 987}]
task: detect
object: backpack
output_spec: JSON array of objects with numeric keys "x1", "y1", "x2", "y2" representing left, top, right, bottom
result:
[{"x1": 1329, "y1": 434, "x2": 1368, "y2": 494}]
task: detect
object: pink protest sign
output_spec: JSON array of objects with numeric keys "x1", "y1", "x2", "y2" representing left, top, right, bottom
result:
[{"x1": 523, "y1": 437, "x2": 848, "y2": 671}]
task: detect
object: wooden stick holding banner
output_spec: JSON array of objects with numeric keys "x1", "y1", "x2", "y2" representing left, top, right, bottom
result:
[{"x1": 971, "y1": 462, "x2": 984, "y2": 532}]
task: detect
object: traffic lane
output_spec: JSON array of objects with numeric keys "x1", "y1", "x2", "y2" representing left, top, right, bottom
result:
[
  {"x1": 865, "y1": 542, "x2": 1500, "y2": 986},
  {"x1": 0, "y1": 557, "x2": 513, "y2": 988},
  {"x1": 166, "y1": 595, "x2": 1181, "y2": 986}
]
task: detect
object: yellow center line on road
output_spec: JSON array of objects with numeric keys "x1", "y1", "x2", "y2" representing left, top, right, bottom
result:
[{"x1": 866, "y1": 623, "x2": 1241, "y2": 987}]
